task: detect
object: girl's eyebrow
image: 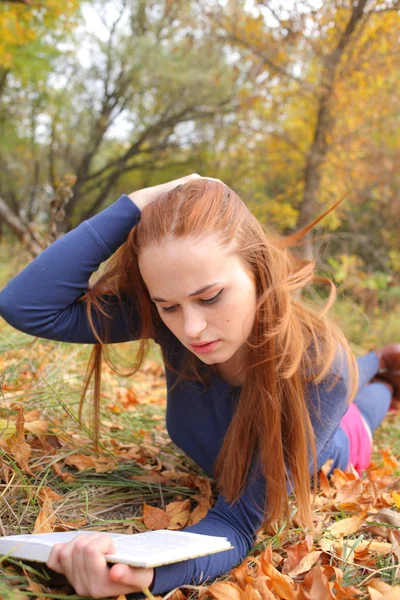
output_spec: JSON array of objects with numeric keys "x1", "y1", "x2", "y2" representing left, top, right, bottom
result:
[{"x1": 151, "y1": 282, "x2": 221, "y2": 303}]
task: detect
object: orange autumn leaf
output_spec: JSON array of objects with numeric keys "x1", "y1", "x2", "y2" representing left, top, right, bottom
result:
[
  {"x1": 34, "y1": 493, "x2": 56, "y2": 534},
  {"x1": 232, "y1": 558, "x2": 255, "y2": 590},
  {"x1": 335, "y1": 479, "x2": 363, "y2": 504},
  {"x1": 166, "y1": 499, "x2": 190, "y2": 530},
  {"x1": 303, "y1": 565, "x2": 335, "y2": 599},
  {"x1": 204, "y1": 581, "x2": 243, "y2": 600},
  {"x1": 252, "y1": 577, "x2": 277, "y2": 600},
  {"x1": 189, "y1": 493, "x2": 211, "y2": 525},
  {"x1": 143, "y1": 504, "x2": 170, "y2": 530},
  {"x1": 283, "y1": 536, "x2": 313, "y2": 573},
  {"x1": 259, "y1": 545, "x2": 294, "y2": 600},
  {"x1": 241, "y1": 582, "x2": 263, "y2": 600},
  {"x1": 287, "y1": 551, "x2": 323, "y2": 577}
]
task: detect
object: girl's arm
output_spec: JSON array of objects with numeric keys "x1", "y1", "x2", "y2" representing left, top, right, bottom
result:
[
  {"x1": 0, "y1": 195, "x2": 142, "y2": 344},
  {"x1": 0, "y1": 174, "x2": 205, "y2": 344}
]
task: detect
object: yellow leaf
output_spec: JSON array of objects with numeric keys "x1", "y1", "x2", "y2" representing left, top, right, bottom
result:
[{"x1": 392, "y1": 491, "x2": 400, "y2": 509}]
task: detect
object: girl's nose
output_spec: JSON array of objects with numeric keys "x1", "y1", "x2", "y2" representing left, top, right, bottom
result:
[{"x1": 183, "y1": 309, "x2": 207, "y2": 340}]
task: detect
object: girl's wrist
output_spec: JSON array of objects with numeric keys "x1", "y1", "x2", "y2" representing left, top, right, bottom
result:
[{"x1": 128, "y1": 191, "x2": 149, "y2": 212}]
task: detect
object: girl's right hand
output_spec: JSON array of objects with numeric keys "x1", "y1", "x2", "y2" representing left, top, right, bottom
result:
[{"x1": 128, "y1": 174, "x2": 224, "y2": 211}]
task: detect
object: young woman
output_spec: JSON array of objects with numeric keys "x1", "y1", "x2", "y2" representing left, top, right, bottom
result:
[{"x1": 0, "y1": 174, "x2": 398, "y2": 598}]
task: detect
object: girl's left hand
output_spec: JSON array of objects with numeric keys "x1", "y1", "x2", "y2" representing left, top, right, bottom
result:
[{"x1": 47, "y1": 533, "x2": 155, "y2": 598}]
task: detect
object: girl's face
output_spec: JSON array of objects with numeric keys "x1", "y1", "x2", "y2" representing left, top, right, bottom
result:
[{"x1": 138, "y1": 235, "x2": 257, "y2": 382}]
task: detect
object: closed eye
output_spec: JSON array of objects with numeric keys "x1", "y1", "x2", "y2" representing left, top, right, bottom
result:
[{"x1": 161, "y1": 289, "x2": 224, "y2": 313}]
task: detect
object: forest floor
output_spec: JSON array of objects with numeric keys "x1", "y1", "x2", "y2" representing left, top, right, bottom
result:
[
  {"x1": 0, "y1": 322, "x2": 399, "y2": 600},
  {"x1": 1, "y1": 248, "x2": 400, "y2": 600}
]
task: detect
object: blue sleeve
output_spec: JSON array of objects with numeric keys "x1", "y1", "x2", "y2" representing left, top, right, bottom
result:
[
  {"x1": 150, "y1": 467, "x2": 266, "y2": 594},
  {"x1": 0, "y1": 195, "x2": 144, "y2": 344}
]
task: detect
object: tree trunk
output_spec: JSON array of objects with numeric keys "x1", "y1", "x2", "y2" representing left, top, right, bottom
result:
[
  {"x1": 0, "y1": 196, "x2": 43, "y2": 257},
  {"x1": 297, "y1": 0, "x2": 369, "y2": 259}
]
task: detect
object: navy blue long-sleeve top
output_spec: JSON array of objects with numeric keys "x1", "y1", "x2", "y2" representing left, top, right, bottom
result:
[{"x1": 0, "y1": 195, "x2": 380, "y2": 595}]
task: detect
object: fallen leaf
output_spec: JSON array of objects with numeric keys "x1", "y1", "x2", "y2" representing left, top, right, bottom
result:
[
  {"x1": 166, "y1": 499, "x2": 190, "y2": 530},
  {"x1": 25, "y1": 574, "x2": 47, "y2": 600},
  {"x1": 91, "y1": 456, "x2": 116, "y2": 473},
  {"x1": 64, "y1": 454, "x2": 95, "y2": 471},
  {"x1": 283, "y1": 537, "x2": 313, "y2": 574},
  {"x1": 326, "y1": 511, "x2": 367, "y2": 538},
  {"x1": 392, "y1": 492, "x2": 400, "y2": 509},
  {"x1": 37, "y1": 487, "x2": 63, "y2": 502},
  {"x1": 368, "y1": 509, "x2": 400, "y2": 528},
  {"x1": 143, "y1": 504, "x2": 170, "y2": 530},
  {"x1": 189, "y1": 494, "x2": 211, "y2": 526},
  {"x1": 204, "y1": 581, "x2": 242, "y2": 600},
  {"x1": 34, "y1": 493, "x2": 56, "y2": 533},
  {"x1": 24, "y1": 419, "x2": 48, "y2": 436},
  {"x1": 335, "y1": 479, "x2": 363, "y2": 504},
  {"x1": 303, "y1": 565, "x2": 335, "y2": 599},
  {"x1": 259, "y1": 545, "x2": 294, "y2": 600},
  {"x1": 288, "y1": 551, "x2": 323, "y2": 577}
]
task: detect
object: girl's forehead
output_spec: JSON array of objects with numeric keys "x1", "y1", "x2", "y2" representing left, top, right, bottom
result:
[
  {"x1": 138, "y1": 237, "x2": 245, "y2": 287},
  {"x1": 139, "y1": 234, "x2": 235, "y2": 265}
]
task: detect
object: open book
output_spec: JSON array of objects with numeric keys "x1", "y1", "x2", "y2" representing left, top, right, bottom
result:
[{"x1": 0, "y1": 530, "x2": 234, "y2": 568}]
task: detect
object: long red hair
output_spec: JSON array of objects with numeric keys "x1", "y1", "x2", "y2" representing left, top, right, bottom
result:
[{"x1": 81, "y1": 180, "x2": 358, "y2": 529}]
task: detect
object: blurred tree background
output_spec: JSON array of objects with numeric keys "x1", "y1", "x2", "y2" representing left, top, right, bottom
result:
[{"x1": 0, "y1": 0, "x2": 399, "y2": 342}]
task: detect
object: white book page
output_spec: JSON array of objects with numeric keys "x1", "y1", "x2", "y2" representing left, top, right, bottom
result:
[{"x1": 0, "y1": 530, "x2": 233, "y2": 568}]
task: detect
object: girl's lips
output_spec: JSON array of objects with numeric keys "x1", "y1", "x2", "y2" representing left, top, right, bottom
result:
[{"x1": 190, "y1": 340, "x2": 220, "y2": 354}]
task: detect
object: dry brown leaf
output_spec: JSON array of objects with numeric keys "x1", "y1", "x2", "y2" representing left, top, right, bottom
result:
[
  {"x1": 368, "y1": 509, "x2": 400, "y2": 528},
  {"x1": 25, "y1": 574, "x2": 47, "y2": 600},
  {"x1": 354, "y1": 540, "x2": 393, "y2": 555},
  {"x1": 51, "y1": 459, "x2": 76, "y2": 483},
  {"x1": 326, "y1": 510, "x2": 367, "y2": 538},
  {"x1": 287, "y1": 551, "x2": 323, "y2": 577},
  {"x1": 332, "y1": 581, "x2": 363, "y2": 598},
  {"x1": 303, "y1": 565, "x2": 335, "y2": 599},
  {"x1": 7, "y1": 434, "x2": 32, "y2": 475},
  {"x1": 168, "y1": 591, "x2": 186, "y2": 600},
  {"x1": 64, "y1": 454, "x2": 95, "y2": 471},
  {"x1": 259, "y1": 545, "x2": 294, "y2": 600},
  {"x1": 283, "y1": 537, "x2": 313, "y2": 574},
  {"x1": 91, "y1": 456, "x2": 116, "y2": 473},
  {"x1": 205, "y1": 581, "x2": 243, "y2": 600},
  {"x1": 34, "y1": 493, "x2": 56, "y2": 534},
  {"x1": 368, "y1": 582, "x2": 400, "y2": 599},
  {"x1": 232, "y1": 558, "x2": 255, "y2": 590},
  {"x1": 24, "y1": 419, "x2": 48, "y2": 436},
  {"x1": 189, "y1": 494, "x2": 211, "y2": 526},
  {"x1": 368, "y1": 579, "x2": 393, "y2": 594},
  {"x1": 335, "y1": 479, "x2": 363, "y2": 504},
  {"x1": 37, "y1": 486, "x2": 63, "y2": 502},
  {"x1": 241, "y1": 582, "x2": 262, "y2": 600},
  {"x1": 252, "y1": 576, "x2": 278, "y2": 600},
  {"x1": 143, "y1": 504, "x2": 170, "y2": 530},
  {"x1": 166, "y1": 499, "x2": 190, "y2": 530}
]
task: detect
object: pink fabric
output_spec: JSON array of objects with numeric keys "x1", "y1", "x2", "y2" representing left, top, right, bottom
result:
[{"x1": 340, "y1": 403, "x2": 373, "y2": 475}]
